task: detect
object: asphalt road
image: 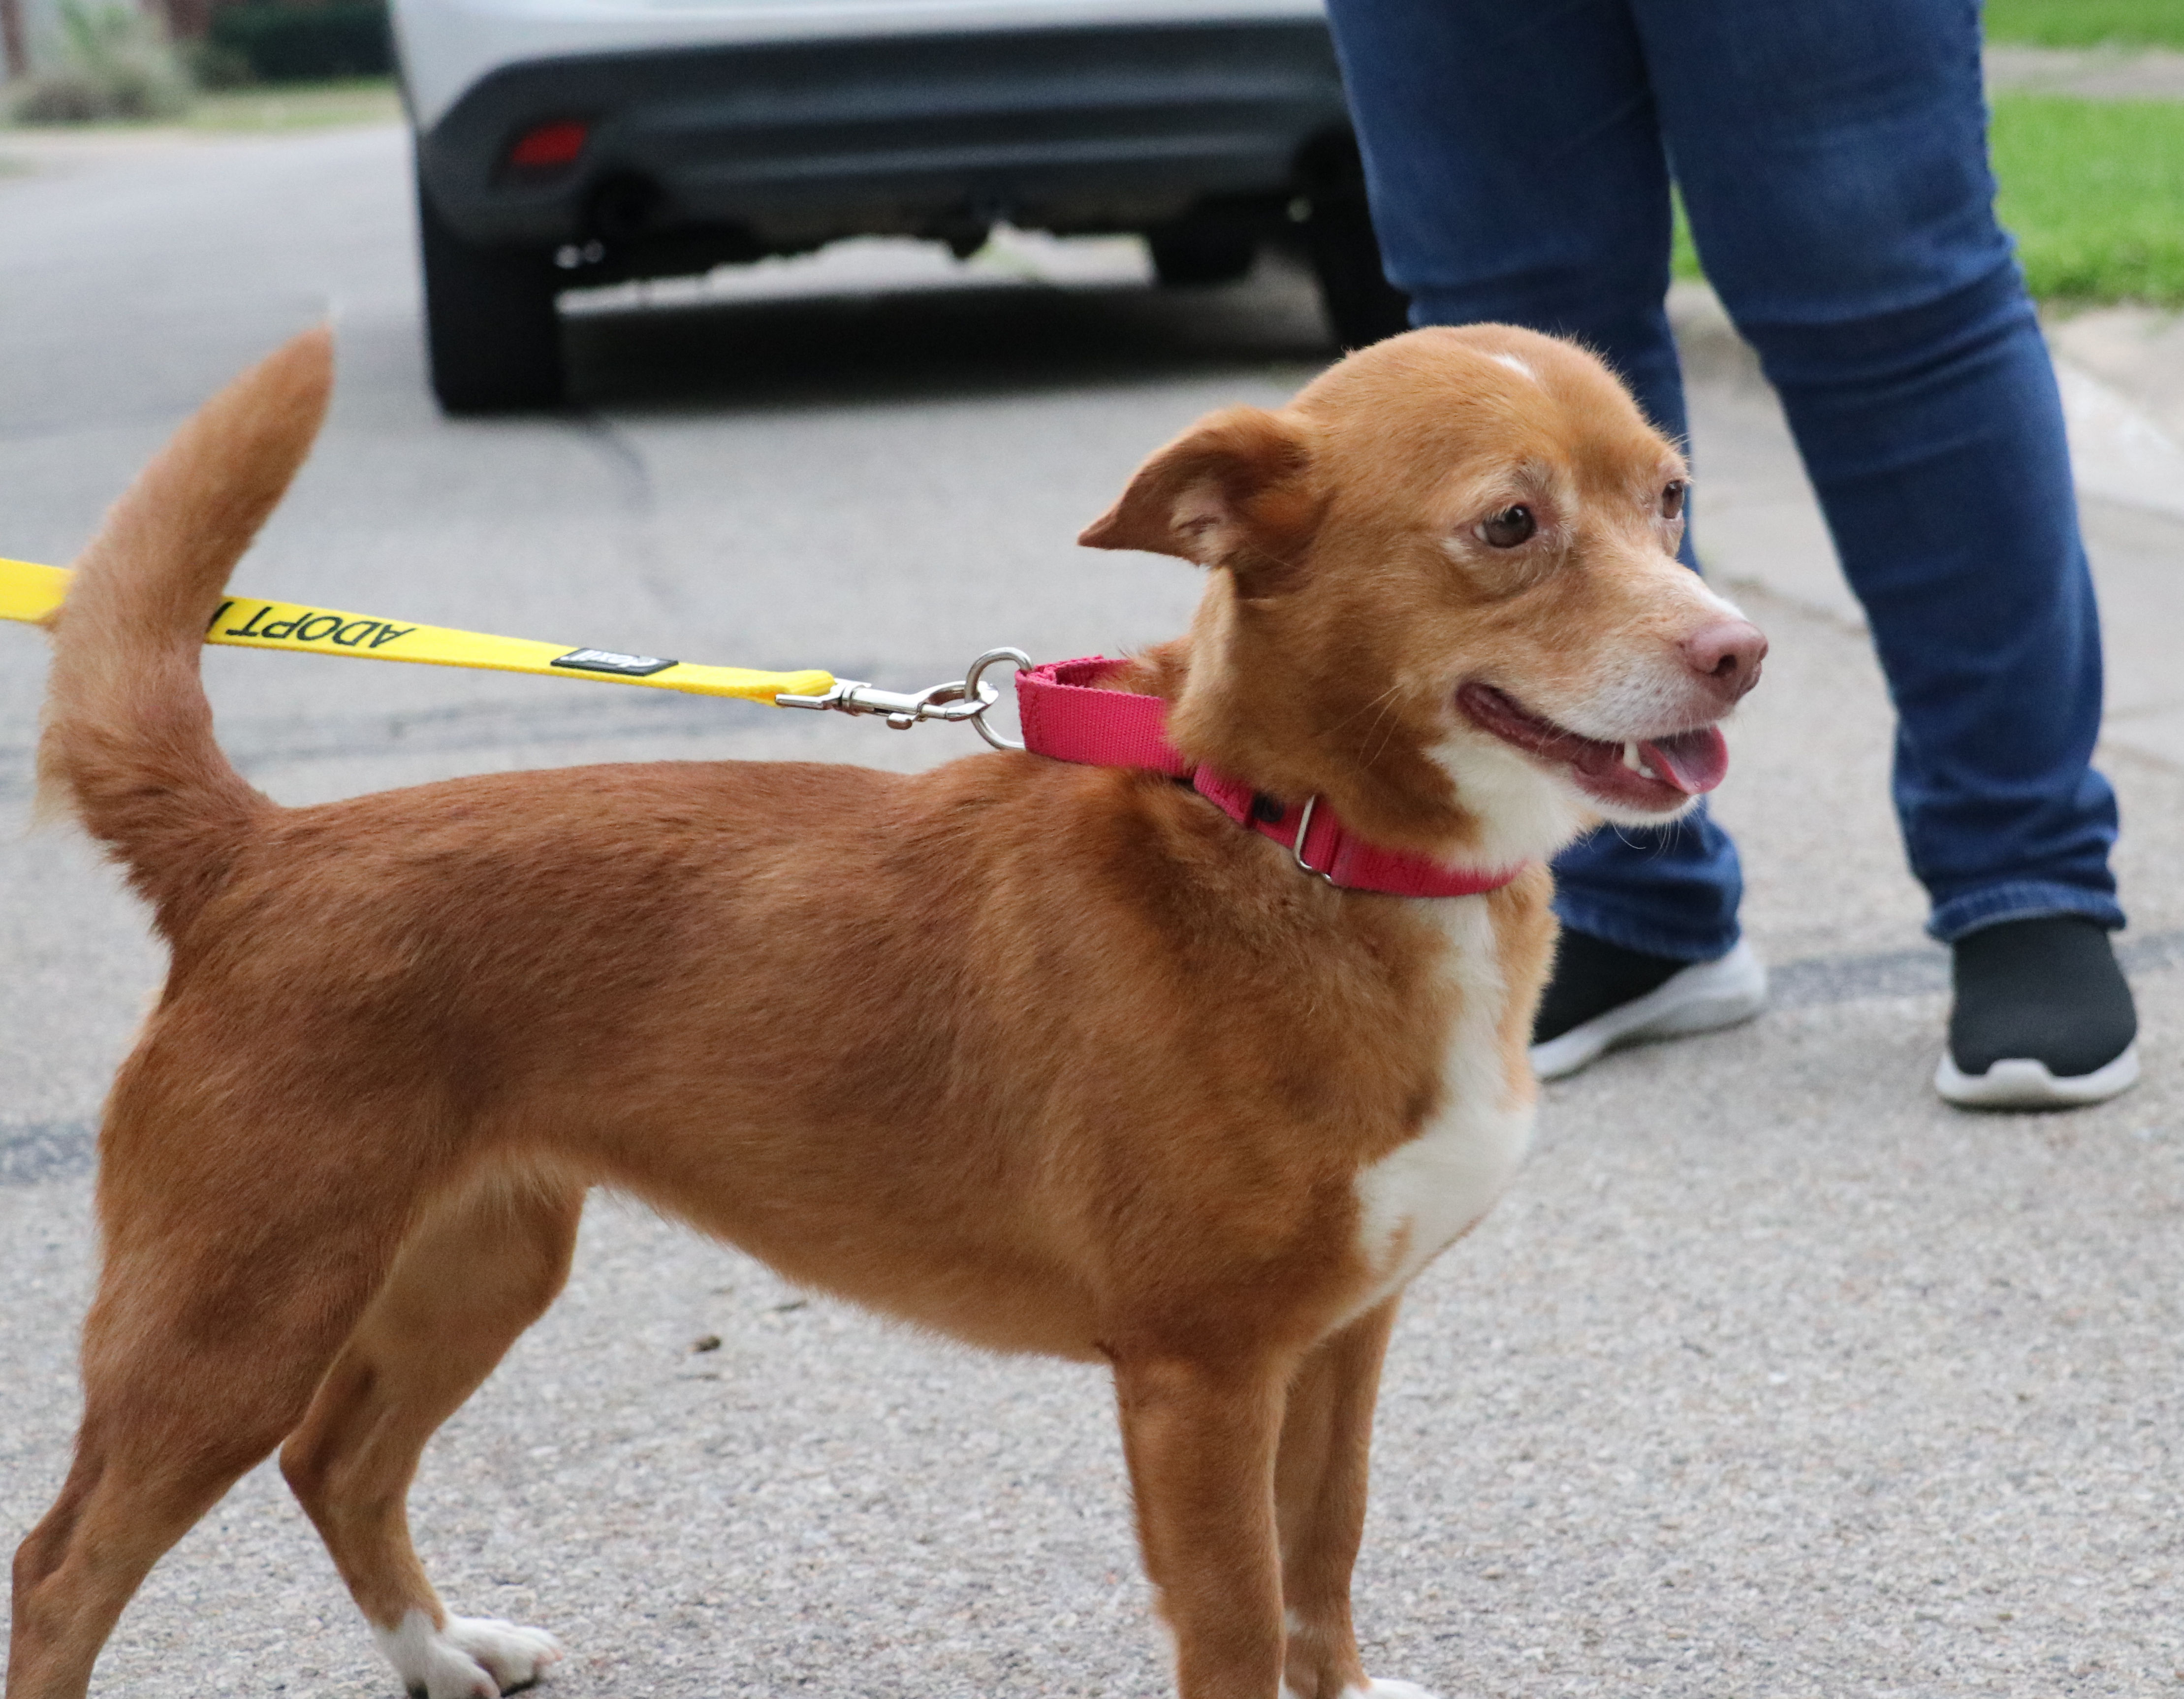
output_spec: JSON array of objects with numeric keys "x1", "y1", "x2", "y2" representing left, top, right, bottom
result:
[{"x1": 2, "y1": 121, "x2": 2180, "y2": 1698}]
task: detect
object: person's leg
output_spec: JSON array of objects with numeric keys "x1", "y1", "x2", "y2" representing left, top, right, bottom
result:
[
  {"x1": 1326, "y1": 0, "x2": 1686, "y2": 442},
  {"x1": 1634, "y1": 0, "x2": 2134, "y2": 1101},
  {"x1": 1325, "y1": 0, "x2": 1766, "y2": 1077},
  {"x1": 1324, "y1": 0, "x2": 1740, "y2": 952}
]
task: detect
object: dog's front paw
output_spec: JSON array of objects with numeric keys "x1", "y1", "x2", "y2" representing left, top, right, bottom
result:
[
  {"x1": 375, "y1": 1609, "x2": 564, "y2": 1698},
  {"x1": 443, "y1": 1617, "x2": 564, "y2": 1693},
  {"x1": 1350, "y1": 1681, "x2": 1443, "y2": 1699}
]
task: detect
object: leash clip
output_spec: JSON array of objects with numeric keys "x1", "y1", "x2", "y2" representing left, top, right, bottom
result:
[{"x1": 776, "y1": 647, "x2": 1030, "y2": 750}]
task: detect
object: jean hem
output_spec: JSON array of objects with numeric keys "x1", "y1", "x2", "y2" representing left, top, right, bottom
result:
[
  {"x1": 1550, "y1": 898, "x2": 1741, "y2": 965},
  {"x1": 1926, "y1": 882, "x2": 2125, "y2": 944}
]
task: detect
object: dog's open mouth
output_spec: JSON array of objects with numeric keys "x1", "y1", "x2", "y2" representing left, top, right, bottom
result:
[{"x1": 1456, "y1": 682, "x2": 1728, "y2": 810}]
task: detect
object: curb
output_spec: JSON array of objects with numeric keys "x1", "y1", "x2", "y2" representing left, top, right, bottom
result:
[{"x1": 1984, "y1": 43, "x2": 2184, "y2": 100}]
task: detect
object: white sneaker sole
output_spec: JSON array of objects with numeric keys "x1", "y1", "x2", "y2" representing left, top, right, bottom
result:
[
  {"x1": 1529, "y1": 939, "x2": 1769, "y2": 1082},
  {"x1": 1934, "y1": 1041, "x2": 2140, "y2": 1110}
]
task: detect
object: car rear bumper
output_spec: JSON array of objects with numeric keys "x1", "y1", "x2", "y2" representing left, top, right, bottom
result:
[{"x1": 412, "y1": 18, "x2": 1350, "y2": 256}]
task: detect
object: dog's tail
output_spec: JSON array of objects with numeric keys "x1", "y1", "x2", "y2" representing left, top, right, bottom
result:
[{"x1": 36, "y1": 328, "x2": 332, "y2": 939}]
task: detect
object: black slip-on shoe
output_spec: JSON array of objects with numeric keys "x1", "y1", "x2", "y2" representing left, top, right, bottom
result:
[
  {"x1": 1529, "y1": 929, "x2": 1768, "y2": 1081},
  {"x1": 1937, "y1": 915, "x2": 2139, "y2": 1109}
]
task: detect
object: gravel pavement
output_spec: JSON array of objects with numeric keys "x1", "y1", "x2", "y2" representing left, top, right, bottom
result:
[{"x1": 1, "y1": 117, "x2": 2180, "y2": 1698}]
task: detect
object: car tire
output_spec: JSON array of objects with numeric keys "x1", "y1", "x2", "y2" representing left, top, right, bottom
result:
[
  {"x1": 416, "y1": 167, "x2": 566, "y2": 414},
  {"x1": 1147, "y1": 221, "x2": 1258, "y2": 288},
  {"x1": 1295, "y1": 141, "x2": 1411, "y2": 350}
]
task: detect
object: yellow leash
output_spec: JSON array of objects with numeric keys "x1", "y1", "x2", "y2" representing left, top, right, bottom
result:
[
  {"x1": 1, "y1": 555, "x2": 1027, "y2": 742},
  {"x1": 1, "y1": 555, "x2": 831, "y2": 704}
]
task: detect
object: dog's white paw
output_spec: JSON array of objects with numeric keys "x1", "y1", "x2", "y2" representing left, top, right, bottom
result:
[
  {"x1": 374, "y1": 1609, "x2": 564, "y2": 1698},
  {"x1": 1347, "y1": 1682, "x2": 1443, "y2": 1699}
]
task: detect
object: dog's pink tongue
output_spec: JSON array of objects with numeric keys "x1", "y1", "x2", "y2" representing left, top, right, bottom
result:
[{"x1": 1642, "y1": 726, "x2": 1729, "y2": 795}]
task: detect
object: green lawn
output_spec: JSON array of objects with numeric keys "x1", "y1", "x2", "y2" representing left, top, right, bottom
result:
[
  {"x1": 1992, "y1": 93, "x2": 2184, "y2": 301},
  {"x1": 1673, "y1": 94, "x2": 2184, "y2": 306},
  {"x1": 1985, "y1": 0, "x2": 2184, "y2": 50},
  {"x1": 2, "y1": 76, "x2": 399, "y2": 133},
  {"x1": 186, "y1": 75, "x2": 400, "y2": 130}
]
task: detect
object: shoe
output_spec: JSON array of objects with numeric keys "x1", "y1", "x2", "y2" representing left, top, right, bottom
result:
[
  {"x1": 1529, "y1": 931, "x2": 1768, "y2": 1081},
  {"x1": 1936, "y1": 916, "x2": 2138, "y2": 1109}
]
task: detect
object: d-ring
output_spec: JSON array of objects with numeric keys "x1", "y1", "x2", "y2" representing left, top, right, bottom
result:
[
  {"x1": 963, "y1": 647, "x2": 1032, "y2": 750},
  {"x1": 1292, "y1": 795, "x2": 1334, "y2": 882}
]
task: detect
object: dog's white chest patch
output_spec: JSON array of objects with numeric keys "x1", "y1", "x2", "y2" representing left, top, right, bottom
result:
[{"x1": 1352, "y1": 899, "x2": 1534, "y2": 1303}]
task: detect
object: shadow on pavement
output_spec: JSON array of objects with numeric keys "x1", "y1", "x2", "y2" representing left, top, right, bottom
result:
[{"x1": 561, "y1": 260, "x2": 1336, "y2": 414}]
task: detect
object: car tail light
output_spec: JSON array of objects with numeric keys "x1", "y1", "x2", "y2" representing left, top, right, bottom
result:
[{"x1": 507, "y1": 120, "x2": 590, "y2": 170}]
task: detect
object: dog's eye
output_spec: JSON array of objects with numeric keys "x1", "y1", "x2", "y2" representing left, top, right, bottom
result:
[
  {"x1": 1661, "y1": 480, "x2": 1688, "y2": 520},
  {"x1": 1478, "y1": 505, "x2": 1535, "y2": 548}
]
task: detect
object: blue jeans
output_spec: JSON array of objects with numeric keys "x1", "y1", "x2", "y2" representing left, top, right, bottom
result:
[{"x1": 1323, "y1": 0, "x2": 2124, "y2": 955}]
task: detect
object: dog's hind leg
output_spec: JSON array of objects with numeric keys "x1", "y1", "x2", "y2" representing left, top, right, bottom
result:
[
  {"x1": 280, "y1": 1164, "x2": 582, "y2": 1699},
  {"x1": 7, "y1": 1136, "x2": 411, "y2": 1699},
  {"x1": 1272, "y1": 1299, "x2": 1430, "y2": 1699},
  {"x1": 1112, "y1": 1352, "x2": 1292, "y2": 1699}
]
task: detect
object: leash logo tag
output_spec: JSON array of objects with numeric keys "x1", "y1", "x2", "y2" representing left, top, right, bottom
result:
[{"x1": 552, "y1": 648, "x2": 677, "y2": 677}]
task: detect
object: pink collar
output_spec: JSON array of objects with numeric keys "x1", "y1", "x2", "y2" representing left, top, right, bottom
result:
[{"x1": 1014, "y1": 657, "x2": 1523, "y2": 898}]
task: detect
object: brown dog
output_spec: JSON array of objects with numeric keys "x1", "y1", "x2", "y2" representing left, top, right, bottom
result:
[{"x1": 9, "y1": 325, "x2": 1761, "y2": 1699}]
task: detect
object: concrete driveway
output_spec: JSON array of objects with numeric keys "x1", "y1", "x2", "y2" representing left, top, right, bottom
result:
[{"x1": 2, "y1": 118, "x2": 2179, "y2": 1698}]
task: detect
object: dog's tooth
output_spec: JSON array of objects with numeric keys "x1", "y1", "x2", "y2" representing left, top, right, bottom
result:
[{"x1": 1622, "y1": 740, "x2": 1643, "y2": 771}]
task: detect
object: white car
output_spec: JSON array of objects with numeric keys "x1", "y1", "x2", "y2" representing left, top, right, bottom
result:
[{"x1": 393, "y1": 0, "x2": 1406, "y2": 410}]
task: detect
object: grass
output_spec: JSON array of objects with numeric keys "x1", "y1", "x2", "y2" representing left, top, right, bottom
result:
[
  {"x1": 1672, "y1": 95, "x2": 2184, "y2": 306},
  {"x1": 0, "y1": 74, "x2": 399, "y2": 132},
  {"x1": 1671, "y1": 198, "x2": 1701, "y2": 287},
  {"x1": 1994, "y1": 94, "x2": 2184, "y2": 302},
  {"x1": 1984, "y1": 0, "x2": 2184, "y2": 50},
  {"x1": 184, "y1": 75, "x2": 399, "y2": 130}
]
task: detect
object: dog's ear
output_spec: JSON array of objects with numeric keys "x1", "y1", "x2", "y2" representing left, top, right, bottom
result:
[{"x1": 1078, "y1": 407, "x2": 1319, "y2": 588}]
